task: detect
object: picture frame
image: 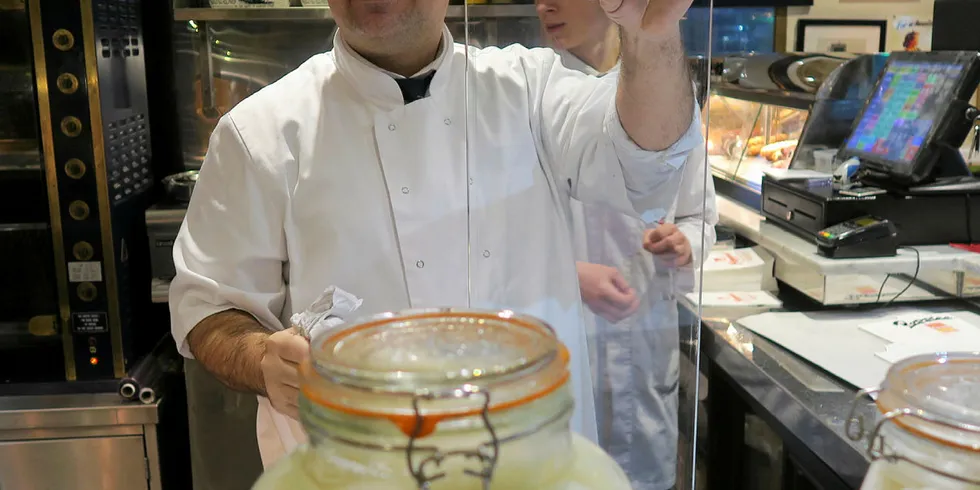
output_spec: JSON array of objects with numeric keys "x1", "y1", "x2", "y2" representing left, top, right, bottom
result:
[{"x1": 795, "y1": 19, "x2": 888, "y2": 53}]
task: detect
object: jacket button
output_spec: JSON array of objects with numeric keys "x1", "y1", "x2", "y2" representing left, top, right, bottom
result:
[
  {"x1": 482, "y1": 250, "x2": 490, "y2": 258},
  {"x1": 416, "y1": 260, "x2": 424, "y2": 268},
  {"x1": 401, "y1": 186, "x2": 409, "y2": 194},
  {"x1": 444, "y1": 118, "x2": 451, "y2": 125},
  {"x1": 388, "y1": 124, "x2": 396, "y2": 131}
]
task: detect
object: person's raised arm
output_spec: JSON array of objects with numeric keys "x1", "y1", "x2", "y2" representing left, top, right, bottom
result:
[
  {"x1": 518, "y1": 0, "x2": 700, "y2": 217},
  {"x1": 605, "y1": 0, "x2": 695, "y2": 151}
]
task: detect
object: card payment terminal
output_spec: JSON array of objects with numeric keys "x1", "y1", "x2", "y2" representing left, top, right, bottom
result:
[{"x1": 815, "y1": 216, "x2": 899, "y2": 259}]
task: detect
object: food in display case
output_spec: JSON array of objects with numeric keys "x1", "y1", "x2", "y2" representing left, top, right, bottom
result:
[{"x1": 706, "y1": 94, "x2": 808, "y2": 187}]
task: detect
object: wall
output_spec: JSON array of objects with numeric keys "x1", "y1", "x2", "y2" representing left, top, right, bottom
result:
[{"x1": 785, "y1": 0, "x2": 934, "y2": 52}]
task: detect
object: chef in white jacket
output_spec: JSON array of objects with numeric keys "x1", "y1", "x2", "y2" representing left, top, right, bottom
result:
[
  {"x1": 169, "y1": 0, "x2": 703, "y2": 470},
  {"x1": 537, "y1": 0, "x2": 718, "y2": 488}
]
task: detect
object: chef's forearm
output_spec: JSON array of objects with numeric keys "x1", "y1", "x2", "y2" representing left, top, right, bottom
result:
[
  {"x1": 616, "y1": 26, "x2": 693, "y2": 151},
  {"x1": 187, "y1": 309, "x2": 269, "y2": 396}
]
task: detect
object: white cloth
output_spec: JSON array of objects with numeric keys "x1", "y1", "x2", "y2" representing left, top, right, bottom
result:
[
  {"x1": 169, "y1": 25, "x2": 703, "y2": 469},
  {"x1": 257, "y1": 286, "x2": 364, "y2": 466},
  {"x1": 557, "y1": 51, "x2": 717, "y2": 490},
  {"x1": 288, "y1": 286, "x2": 363, "y2": 340}
]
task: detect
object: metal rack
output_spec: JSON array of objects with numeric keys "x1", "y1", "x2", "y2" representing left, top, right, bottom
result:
[{"x1": 172, "y1": 4, "x2": 538, "y2": 21}]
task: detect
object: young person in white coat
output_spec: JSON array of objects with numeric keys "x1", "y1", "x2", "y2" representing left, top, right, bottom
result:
[
  {"x1": 169, "y1": 0, "x2": 704, "y2": 471},
  {"x1": 536, "y1": 0, "x2": 718, "y2": 488}
]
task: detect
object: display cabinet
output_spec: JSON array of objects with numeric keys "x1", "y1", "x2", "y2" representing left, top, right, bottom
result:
[
  {"x1": 706, "y1": 93, "x2": 808, "y2": 189},
  {"x1": 705, "y1": 53, "x2": 887, "y2": 209}
]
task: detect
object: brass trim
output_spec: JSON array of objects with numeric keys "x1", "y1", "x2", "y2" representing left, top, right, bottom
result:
[
  {"x1": 60, "y1": 116, "x2": 83, "y2": 137},
  {"x1": 72, "y1": 241, "x2": 95, "y2": 260},
  {"x1": 77, "y1": 282, "x2": 98, "y2": 302},
  {"x1": 52, "y1": 28, "x2": 74, "y2": 51},
  {"x1": 68, "y1": 200, "x2": 91, "y2": 220},
  {"x1": 0, "y1": 0, "x2": 26, "y2": 12},
  {"x1": 56, "y1": 73, "x2": 79, "y2": 94},
  {"x1": 81, "y1": 0, "x2": 125, "y2": 378},
  {"x1": 30, "y1": 0, "x2": 77, "y2": 380},
  {"x1": 774, "y1": 7, "x2": 788, "y2": 53},
  {"x1": 28, "y1": 315, "x2": 58, "y2": 337},
  {"x1": 65, "y1": 158, "x2": 86, "y2": 179}
]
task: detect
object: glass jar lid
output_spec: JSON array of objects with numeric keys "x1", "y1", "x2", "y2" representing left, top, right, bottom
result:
[
  {"x1": 876, "y1": 352, "x2": 980, "y2": 452},
  {"x1": 301, "y1": 308, "x2": 569, "y2": 437}
]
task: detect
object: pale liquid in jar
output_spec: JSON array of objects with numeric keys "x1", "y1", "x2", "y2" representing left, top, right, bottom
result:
[
  {"x1": 859, "y1": 422, "x2": 980, "y2": 490},
  {"x1": 862, "y1": 461, "x2": 980, "y2": 490},
  {"x1": 253, "y1": 432, "x2": 632, "y2": 490}
]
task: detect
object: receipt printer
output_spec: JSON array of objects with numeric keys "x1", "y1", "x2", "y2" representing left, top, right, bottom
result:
[{"x1": 816, "y1": 216, "x2": 899, "y2": 259}]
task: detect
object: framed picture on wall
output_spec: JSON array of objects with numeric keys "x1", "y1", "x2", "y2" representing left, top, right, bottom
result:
[{"x1": 796, "y1": 19, "x2": 888, "y2": 53}]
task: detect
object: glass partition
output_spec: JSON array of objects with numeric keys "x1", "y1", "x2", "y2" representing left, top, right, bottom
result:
[
  {"x1": 168, "y1": 0, "x2": 714, "y2": 488},
  {"x1": 468, "y1": 2, "x2": 712, "y2": 489}
]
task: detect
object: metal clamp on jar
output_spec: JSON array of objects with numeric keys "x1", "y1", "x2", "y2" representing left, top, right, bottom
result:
[
  {"x1": 845, "y1": 352, "x2": 980, "y2": 489},
  {"x1": 252, "y1": 308, "x2": 632, "y2": 490}
]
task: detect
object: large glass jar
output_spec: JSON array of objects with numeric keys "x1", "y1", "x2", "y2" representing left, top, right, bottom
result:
[
  {"x1": 849, "y1": 352, "x2": 980, "y2": 489},
  {"x1": 253, "y1": 308, "x2": 632, "y2": 489}
]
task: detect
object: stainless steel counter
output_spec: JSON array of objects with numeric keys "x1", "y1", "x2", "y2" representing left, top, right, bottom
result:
[
  {"x1": 0, "y1": 392, "x2": 158, "y2": 431},
  {"x1": 682, "y1": 298, "x2": 879, "y2": 489},
  {"x1": 0, "y1": 393, "x2": 164, "y2": 490},
  {"x1": 688, "y1": 297, "x2": 980, "y2": 489}
]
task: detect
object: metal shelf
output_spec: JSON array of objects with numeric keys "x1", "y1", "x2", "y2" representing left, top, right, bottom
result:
[
  {"x1": 173, "y1": 4, "x2": 537, "y2": 21},
  {"x1": 711, "y1": 84, "x2": 815, "y2": 111}
]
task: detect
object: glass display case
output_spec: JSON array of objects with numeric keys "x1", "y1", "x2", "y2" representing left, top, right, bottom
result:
[
  {"x1": 706, "y1": 94, "x2": 808, "y2": 185},
  {"x1": 705, "y1": 53, "x2": 888, "y2": 208}
]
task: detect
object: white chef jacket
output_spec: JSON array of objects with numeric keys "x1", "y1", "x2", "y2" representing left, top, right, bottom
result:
[
  {"x1": 557, "y1": 49, "x2": 718, "y2": 490},
  {"x1": 556, "y1": 48, "x2": 716, "y2": 265},
  {"x1": 556, "y1": 50, "x2": 616, "y2": 77},
  {"x1": 169, "y1": 26, "x2": 703, "y2": 469}
]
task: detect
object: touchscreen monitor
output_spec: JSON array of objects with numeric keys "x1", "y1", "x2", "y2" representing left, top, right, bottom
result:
[{"x1": 842, "y1": 59, "x2": 965, "y2": 171}]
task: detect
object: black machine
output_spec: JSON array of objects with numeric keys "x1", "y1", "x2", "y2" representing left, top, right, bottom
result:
[
  {"x1": 763, "y1": 51, "x2": 980, "y2": 248},
  {"x1": 0, "y1": 0, "x2": 167, "y2": 393},
  {"x1": 933, "y1": 0, "x2": 980, "y2": 52},
  {"x1": 815, "y1": 216, "x2": 899, "y2": 259},
  {"x1": 837, "y1": 51, "x2": 980, "y2": 190}
]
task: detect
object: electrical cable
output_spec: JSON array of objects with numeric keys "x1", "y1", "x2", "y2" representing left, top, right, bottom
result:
[{"x1": 871, "y1": 246, "x2": 920, "y2": 308}]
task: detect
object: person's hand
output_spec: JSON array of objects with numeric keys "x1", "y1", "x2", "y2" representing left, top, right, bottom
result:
[
  {"x1": 597, "y1": 0, "x2": 694, "y2": 37},
  {"x1": 260, "y1": 328, "x2": 309, "y2": 420},
  {"x1": 643, "y1": 223, "x2": 692, "y2": 267},
  {"x1": 577, "y1": 262, "x2": 641, "y2": 323}
]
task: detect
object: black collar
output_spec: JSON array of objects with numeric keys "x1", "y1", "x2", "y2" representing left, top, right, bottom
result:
[{"x1": 394, "y1": 71, "x2": 437, "y2": 104}]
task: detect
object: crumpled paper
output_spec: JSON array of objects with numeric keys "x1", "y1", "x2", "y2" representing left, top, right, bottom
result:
[{"x1": 289, "y1": 286, "x2": 363, "y2": 340}]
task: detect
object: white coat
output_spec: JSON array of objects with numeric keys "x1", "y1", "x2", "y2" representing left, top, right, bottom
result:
[
  {"x1": 169, "y1": 26, "x2": 702, "y2": 470},
  {"x1": 556, "y1": 50, "x2": 718, "y2": 490}
]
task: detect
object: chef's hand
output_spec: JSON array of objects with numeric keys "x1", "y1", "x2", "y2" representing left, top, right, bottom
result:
[
  {"x1": 260, "y1": 328, "x2": 309, "y2": 420},
  {"x1": 597, "y1": 0, "x2": 693, "y2": 36},
  {"x1": 644, "y1": 223, "x2": 692, "y2": 267},
  {"x1": 577, "y1": 261, "x2": 641, "y2": 323}
]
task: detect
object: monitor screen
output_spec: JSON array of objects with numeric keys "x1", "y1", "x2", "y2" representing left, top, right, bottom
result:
[{"x1": 843, "y1": 60, "x2": 966, "y2": 168}]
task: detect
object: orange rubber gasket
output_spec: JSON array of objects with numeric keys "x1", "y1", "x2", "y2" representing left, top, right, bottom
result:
[
  {"x1": 877, "y1": 358, "x2": 980, "y2": 453},
  {"x1": 318, "y1": 310, "x2": 554, "y2": 349},
  {"x1": 304, "y1": 311, "x2": 571, "y2": 438}
]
